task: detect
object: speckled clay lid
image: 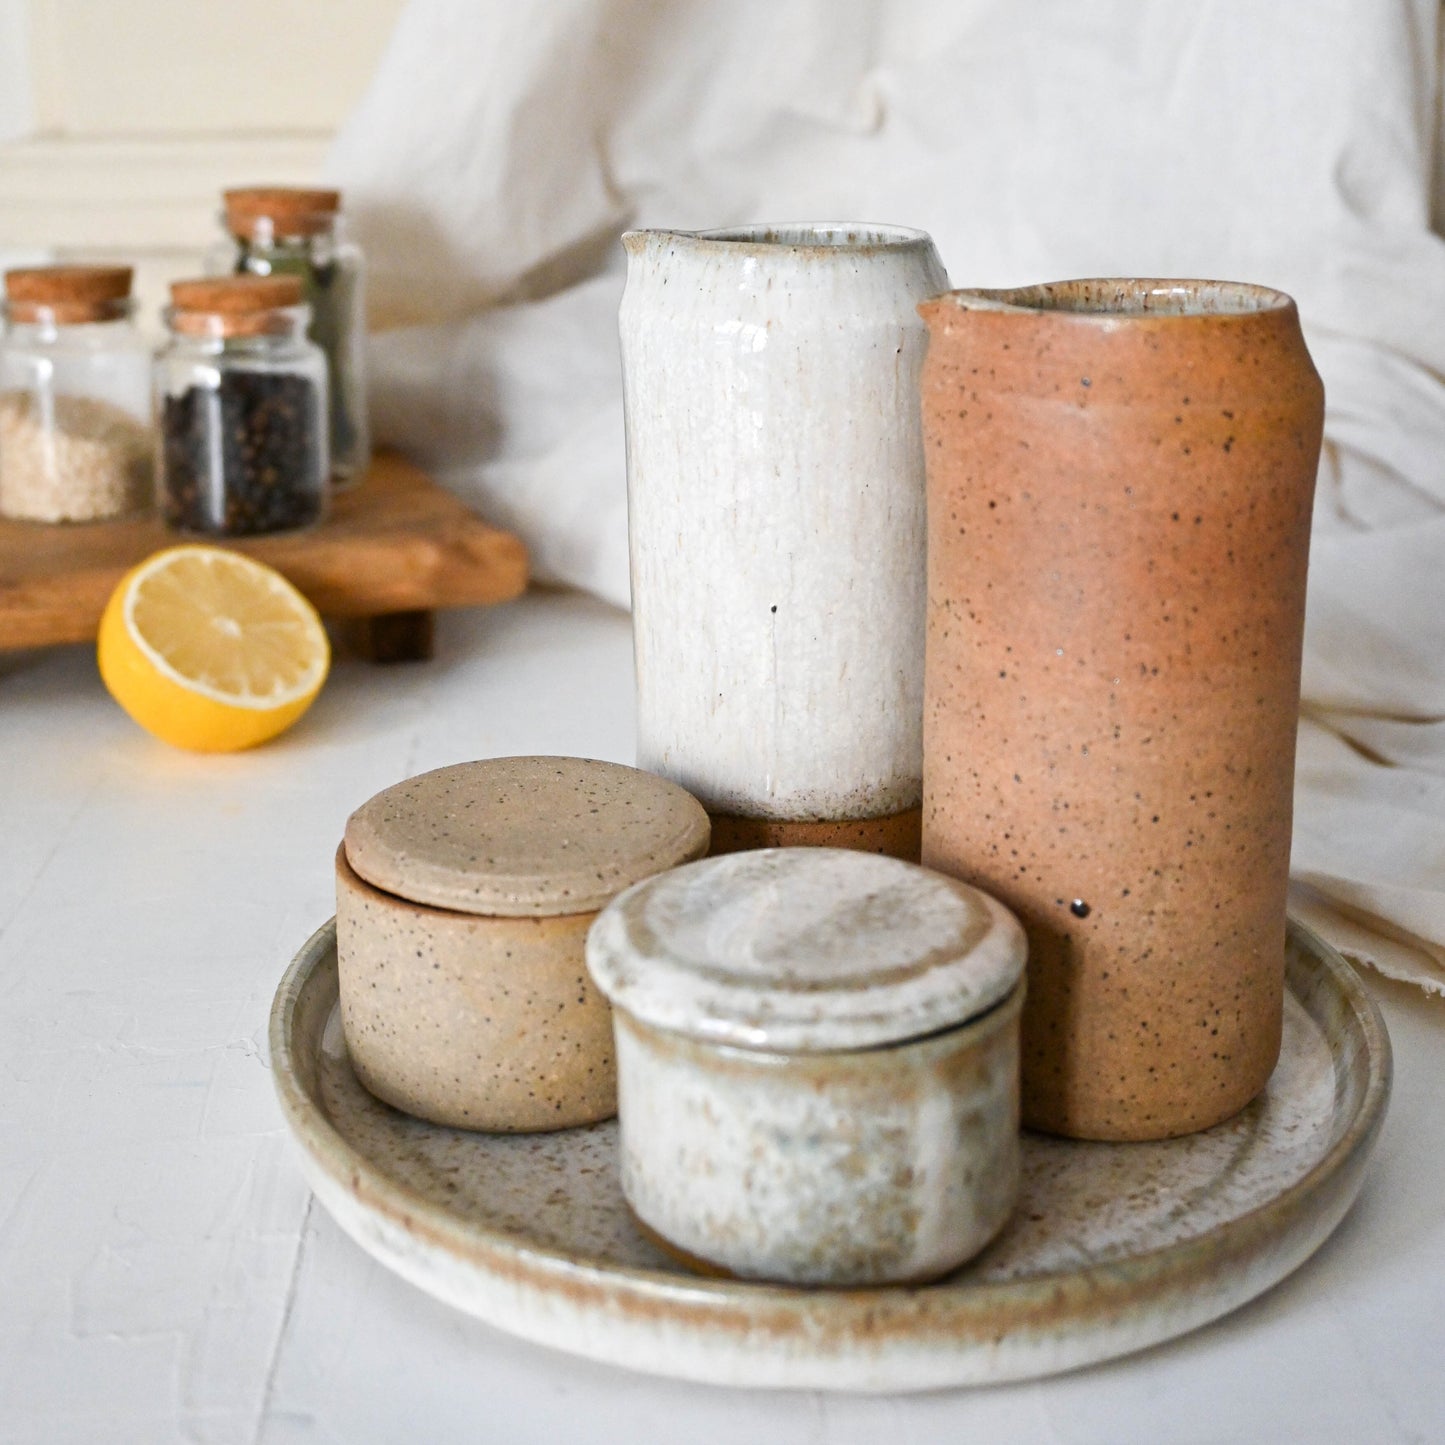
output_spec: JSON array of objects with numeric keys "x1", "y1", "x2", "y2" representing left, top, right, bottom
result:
[
  {"x1": 343, "y1": 757, "x2": 711, "y2": 918},
  {"x1": 586, "y1": 848, "x2": 1026, "y2": 1052}
]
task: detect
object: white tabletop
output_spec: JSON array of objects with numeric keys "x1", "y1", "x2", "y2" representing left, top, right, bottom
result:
[{"x1": 2, "y1": 589, "x2": 1442, "y2": 1445}]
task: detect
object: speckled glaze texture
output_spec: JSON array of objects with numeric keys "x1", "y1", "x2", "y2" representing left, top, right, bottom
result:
[
  {"x1": 270, "y1": 919, "x2": 1390, "y2": 1389},
  {"x1": 336, "y1": 757, "x2": 709, "y2": 1130},
  {"x1": 336, "y1": 848, "x2": 615, "y2": 1131},
  {"x1": 345, "y1": 756, "x2": 711, "y2": 917},
  {"x1": 612, "y1": 997, "x2": 1021, "y2": 1286},
  {"x1": 586, "y1": 848, "x2": 1026, "y2": 1284},
  {"x1": 621, "y1": 225, "x2": 949, "y2": 839},
  {"x1": 586, "y1": 848, "x2": 1025, "y2": 1053},
  {"x1": 919, "y1": 279, "x2": 1325, "y2": 1142}
]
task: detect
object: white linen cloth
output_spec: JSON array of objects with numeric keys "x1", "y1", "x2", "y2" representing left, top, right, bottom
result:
[{"x1": 327, "y1": 0, "x2": 1445, "y2": 991}]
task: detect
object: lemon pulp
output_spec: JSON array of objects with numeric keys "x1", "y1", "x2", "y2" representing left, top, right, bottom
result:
[{"x1": 98, "y1": 545, "x2": 329, "y2": 751}]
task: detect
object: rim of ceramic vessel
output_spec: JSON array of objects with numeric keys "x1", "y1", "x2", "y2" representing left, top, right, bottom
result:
[
  {"x1": 625, "y1": 223, "x2": 934, "y2": 254},
  {"x1": 942, "y1": 278, "x2": 1295, "y2": 318},
  {"x1": 272, "y1": 916, "x2": 1391, "y2": 1341},
  {"x1": 611, "y1": 974, "x2": 1025, "y2": 1071}
]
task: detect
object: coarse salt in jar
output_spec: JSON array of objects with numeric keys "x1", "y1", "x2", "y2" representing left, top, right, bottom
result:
[
  {"x1": 157, "y1": 275, "x2": 328, "y2": 536},
  {"x1": 0, "y1": 265, "x2": 153, "y2": 523},
  {"x1": 586, "y1": 847, "x2": 1028, "y2": 1286}
]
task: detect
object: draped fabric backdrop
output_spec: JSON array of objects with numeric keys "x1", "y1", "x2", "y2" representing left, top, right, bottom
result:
[{"x1": 326, "y1": 0, "x2": 1445, "y2": 993}]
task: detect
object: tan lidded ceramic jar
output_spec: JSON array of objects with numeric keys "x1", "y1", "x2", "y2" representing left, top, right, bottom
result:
[
  {"x1": 919, "y1": 279, "x2": 1323, "y2": 1142},
  {"x1": 586, "y1": 847, "x2": 1027, "y2": 1286},
  {"x1": 337, "y1": 756, "x2": 710, "y2": 1131}
]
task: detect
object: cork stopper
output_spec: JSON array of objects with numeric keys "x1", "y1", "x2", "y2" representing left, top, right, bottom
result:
[
  {"x1": 5, "y1": 265, "x2": 133, "y2": 324},
  {"x1": 168, "y1": 274, "x2": 305, "y2": 338},
  {"x1": 224, "y1": 186, "x2": 342, "y2": 240}
]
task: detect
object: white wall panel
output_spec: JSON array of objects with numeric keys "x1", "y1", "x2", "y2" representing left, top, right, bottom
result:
[
  {"x1": 24, "y1": 0, "x2": 402, "y2": 135},
  {"x1": 0, "y1": 0, "x2": 404, "y2": 315}
]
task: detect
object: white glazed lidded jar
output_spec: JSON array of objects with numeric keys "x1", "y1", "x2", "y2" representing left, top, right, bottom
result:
[
  {"x1": 620, "y1": 224, "x2": 949, "y2": 859},
  {"x1": 586, "y1": 847, "x2": 1027, "y2": 1286}
]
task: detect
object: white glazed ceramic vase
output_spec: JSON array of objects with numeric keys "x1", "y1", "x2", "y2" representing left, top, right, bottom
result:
[{"x1": 620, "y1": 224, "x2": 948, "y2": 834}]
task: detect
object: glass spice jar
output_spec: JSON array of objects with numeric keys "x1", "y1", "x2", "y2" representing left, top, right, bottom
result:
[
  {"x1": 157, "y1": 276, "x2": 329, "y2": 536},
  {"x1": 212, "y1": 187, "x2": 369, "y2": 487},
  {"x1": 0, "y1": 265, "x2": 153, "y2": 523}
]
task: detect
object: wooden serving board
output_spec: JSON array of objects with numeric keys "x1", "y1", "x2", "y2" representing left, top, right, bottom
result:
[{"x1": 0, "y1": 452, "x2": 529, "y2": 660}]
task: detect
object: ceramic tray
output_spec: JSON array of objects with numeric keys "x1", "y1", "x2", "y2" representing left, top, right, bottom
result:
[{"x1": 269, "y1": 918, "x2": 1390, "y2": 1391}]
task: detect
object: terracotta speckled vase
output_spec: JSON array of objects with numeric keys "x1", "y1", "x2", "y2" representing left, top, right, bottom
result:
[{"x1": 919, "y1": 279, "x2": 1324, "y2": 1142}]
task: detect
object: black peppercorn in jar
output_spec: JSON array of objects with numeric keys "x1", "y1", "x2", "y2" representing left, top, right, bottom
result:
[
  {"x1": 157, "y1": 276, "x2": 328, "y2": 537},
  {"x1": 214, "y1": 187, "x2": 369, "y2": 489}
]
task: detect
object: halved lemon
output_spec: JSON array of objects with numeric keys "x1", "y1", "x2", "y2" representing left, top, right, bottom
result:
[{"x1": 98, "y1": 545, "x2": 329, "y2": 752}]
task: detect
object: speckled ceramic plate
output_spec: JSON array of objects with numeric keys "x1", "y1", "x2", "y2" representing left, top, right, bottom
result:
[{"x1": 270, "y1": 918, "x2": 1390, "y2": 1391}]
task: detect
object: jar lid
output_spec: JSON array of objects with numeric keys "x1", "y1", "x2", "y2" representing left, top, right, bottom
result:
[
  {"x1": 343, "y1": 756, "x2": 712, "y2": 918},
  {"x1": 224, "y1": 186, "x2": 342, "y2": 240},
  {"x1": 586, "y1": 848, "x2": 1027, "y2": 1052},
  {"x1": 4, "y1": 264, "x2": 132, "y2": 323},
  {"x1": 168, "y1": 275, "x2": 305, "y2": 338}
]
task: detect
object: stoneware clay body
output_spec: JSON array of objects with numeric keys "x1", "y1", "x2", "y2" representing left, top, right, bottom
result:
[
  {"x1": 621, "y1": 224, "x2": 949, "y2": 860},
  {"x1": 336, "y1": 756, "x2": 710, "y2": 1131},
  {"x1": 586, "y1": 847, "x2": 1027, "y2": 1287},
  {"x1": 919, "y1": 280, "x2": 1324, "y2": 1142}
]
